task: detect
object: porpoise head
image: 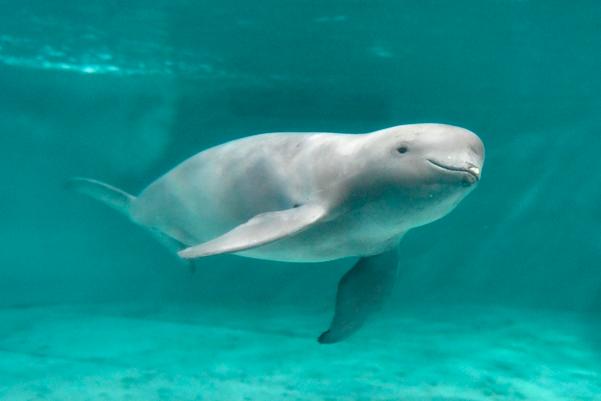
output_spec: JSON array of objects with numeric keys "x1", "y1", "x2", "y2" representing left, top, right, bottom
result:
[{"x1": 349, "y1": 123, "x2": 485, "y2": 229}]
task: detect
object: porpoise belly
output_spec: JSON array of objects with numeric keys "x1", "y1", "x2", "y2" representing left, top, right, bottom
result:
[
  {"x1": 135, "y1": 192, "x2": 401, "y2": 262},
  {"x1": 236, "y1": 218, "x2": 403, "y2": 263}
]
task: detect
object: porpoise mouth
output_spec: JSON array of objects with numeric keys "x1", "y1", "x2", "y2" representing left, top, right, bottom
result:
[{"x1": 427, "y1": 159, "x2": 481, "y2": 182}]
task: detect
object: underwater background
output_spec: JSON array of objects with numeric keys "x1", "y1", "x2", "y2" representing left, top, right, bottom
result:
[{"x1": 1, "y1": 1, "x2": 601, "y2": 400}]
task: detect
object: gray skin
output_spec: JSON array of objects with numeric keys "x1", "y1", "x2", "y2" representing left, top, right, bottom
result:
[{"x1": 70, "y1": 123, "x2": 485, "y2": 343}]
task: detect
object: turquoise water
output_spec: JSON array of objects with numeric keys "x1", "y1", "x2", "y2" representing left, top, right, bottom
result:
[{"x1": 1, "y1": 1, "x2": 601, "y2": 400}]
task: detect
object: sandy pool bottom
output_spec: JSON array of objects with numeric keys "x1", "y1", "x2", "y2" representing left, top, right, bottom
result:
[{"x1": 0, "y1": 302, "x2": 600, "y2": 401}]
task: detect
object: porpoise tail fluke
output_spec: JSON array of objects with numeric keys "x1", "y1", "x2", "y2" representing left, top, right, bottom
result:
[
  {"x1": 67, "y1": 177, "x2": 190, "y2": 261},
  {"x1": 66, "y1": 177, "x2": 135, "y2": 218}
]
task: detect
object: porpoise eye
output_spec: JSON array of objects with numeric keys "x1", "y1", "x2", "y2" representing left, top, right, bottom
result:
[{"x1": 397, "y1": 146, "x2": 408, "y2": 154}]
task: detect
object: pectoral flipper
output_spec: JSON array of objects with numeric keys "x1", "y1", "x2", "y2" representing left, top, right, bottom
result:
[
  {"x1": 178, "y1": 204, "x2": 326, "y2": 259},
  {"x1": 318, "y1": 247, "x2": 399, "y2": 344}
]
